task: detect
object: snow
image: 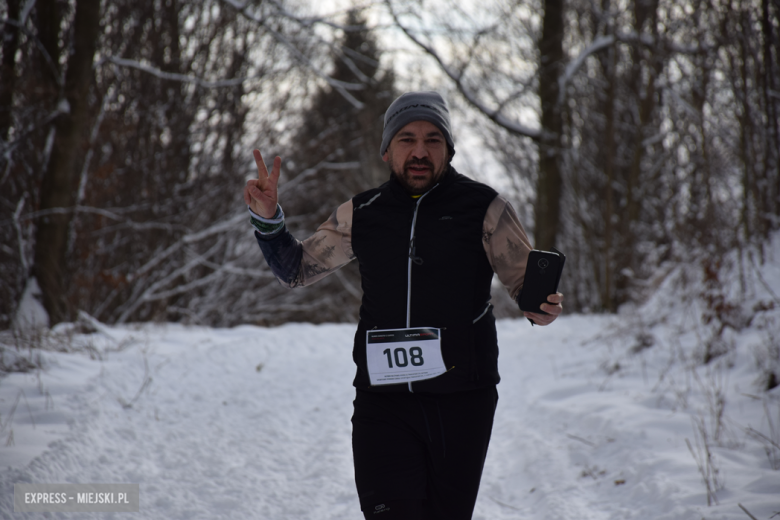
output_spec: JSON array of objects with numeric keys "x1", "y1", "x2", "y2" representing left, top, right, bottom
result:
[
  {"x1": 12, "y1": 278, "x2": 49, "y2": 331},
  {"x1": 1, "y1": 238, "x2": 780, "y2": 519}
]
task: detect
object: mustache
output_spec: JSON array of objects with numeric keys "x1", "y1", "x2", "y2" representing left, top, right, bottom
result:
[{"x1": 405, "y1": 158, "x2": 434, "y2": 169}]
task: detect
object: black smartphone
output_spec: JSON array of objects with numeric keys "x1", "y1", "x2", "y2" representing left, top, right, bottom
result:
[{"x1": 518, "y1": 247, "x2": 566, "y2": 314}]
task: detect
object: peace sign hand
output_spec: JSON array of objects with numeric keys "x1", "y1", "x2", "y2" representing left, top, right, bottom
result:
[{"x1": 243, "y1": 150, "x2": 281, "y2": 218}]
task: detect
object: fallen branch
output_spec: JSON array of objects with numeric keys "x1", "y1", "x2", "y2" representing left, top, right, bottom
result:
[{"x1": 738, "y1": 503, "x2": 759, "y2": 520}]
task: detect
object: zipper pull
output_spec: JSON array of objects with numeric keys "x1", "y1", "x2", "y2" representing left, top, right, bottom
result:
[{"x1": 409, "y1": 238, "x2": 424, "y2": 265}]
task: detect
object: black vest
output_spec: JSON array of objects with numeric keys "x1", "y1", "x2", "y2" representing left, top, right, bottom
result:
[{"x1": 351, "y1": 167, "x2": 500, "y2": 393}]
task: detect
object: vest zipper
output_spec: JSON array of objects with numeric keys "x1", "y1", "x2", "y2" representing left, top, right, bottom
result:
[{"x1": 405, "y1": 186, "x2": 438, "y2": 392}]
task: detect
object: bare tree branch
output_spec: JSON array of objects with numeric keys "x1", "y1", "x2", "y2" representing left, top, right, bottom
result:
[
  {"x1": 384, "y1": 0, "x2": 541, "y2": 140},
  {"x1": 10, "y1": 205, "x2": 190, "y2": 233},
  {"x1": 0, "y1": 100, "x2": 68, "y2": 158},
  {"x1": 97, "y1": 56, "x2": 258, "y2": 88},
  {"x1": 19, "y1": 0, "x2": 37, "y2": 24},
  {"x1": 264, "y1": 0, "x2": 383, "y2": 31},
  {"x1": 1, "y1": 17, "x2": 62, "y2": 87},
  {"x1": 558, "y1": 35, "x2": 615, "y2": 104},
  {"x1": 125, "y1": 213, "x2": 246, "y2": 284},
  {"x1": 116, "y1": 237, "x2": 229, "y2": 322},
  {"x1": 219, "y1": 0, "x2": 367, "y2": 109},
  {"x1": 12, "y1": 197, "x2": 28, "y2": 274}
]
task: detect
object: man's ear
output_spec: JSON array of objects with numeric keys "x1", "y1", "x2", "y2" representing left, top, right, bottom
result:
[{"x1": 382, "y1": 151, "x2": 389, "y2": 163}]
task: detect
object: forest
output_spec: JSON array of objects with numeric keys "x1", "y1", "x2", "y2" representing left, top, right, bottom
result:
[{"x1": 1, "y1": 0, "x2": 778, "y2": 328}]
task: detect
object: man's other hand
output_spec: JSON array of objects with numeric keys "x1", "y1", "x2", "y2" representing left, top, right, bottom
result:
[
  {"x1": 523, "y1": 292, "x2": 563, "y2": 326},
  {"x1": 244, "y1": 150, "x2": 281, "y2": 218}
]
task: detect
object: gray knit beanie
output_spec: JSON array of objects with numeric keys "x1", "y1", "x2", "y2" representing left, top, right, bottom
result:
[{"x1": 379, "y1": 91, "x2": 455, "y2": 159}]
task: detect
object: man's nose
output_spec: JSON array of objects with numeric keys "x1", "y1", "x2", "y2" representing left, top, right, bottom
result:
[{"x1": 411, "y1": 140, "x2": 428, "y2": 159}]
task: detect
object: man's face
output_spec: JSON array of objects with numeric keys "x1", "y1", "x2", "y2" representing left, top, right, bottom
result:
[{"x1": 382, "y1": 120, "x2": 450, "y2": 195}]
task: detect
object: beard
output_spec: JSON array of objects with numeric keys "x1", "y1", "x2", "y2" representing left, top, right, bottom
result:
[{"x1": 390, "y1": 157, "x2": 448, "y2": 195}]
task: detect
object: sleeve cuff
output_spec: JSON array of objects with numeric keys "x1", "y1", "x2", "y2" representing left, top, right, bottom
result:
[{"x1": 248, "y1": 204, "x2": 285, "y2": 235}]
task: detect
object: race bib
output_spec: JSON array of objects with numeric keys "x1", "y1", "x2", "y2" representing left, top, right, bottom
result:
[{"x1": 366, "y1": 327, "x2": 447, "y2": 386}]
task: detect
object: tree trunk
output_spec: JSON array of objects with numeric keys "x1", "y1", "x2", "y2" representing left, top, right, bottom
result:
[
  {"x1": 534, "y1": 0, "x2": 565, "y2": 251},
  {"x1": 0, "y1": 0, "x2": 21, "y2": 142},
  {"x1": 34, "y1": 0, "x2": 62, "y2": 95},
  {"x1": 602, "y1": 47, "x2": 616, "y2": 311},
  {"x1": 617, "y1": 0, "x2": 662, "y2": 304},
  {"x1": 761, "y1": 0, "x2": 780, "y2": 236},
  {"x1": 33, "y1": 0, "x2": 102, "y2": 324}
]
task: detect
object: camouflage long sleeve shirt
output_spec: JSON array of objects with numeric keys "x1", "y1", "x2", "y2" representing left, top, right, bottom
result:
[{"x1": 256, "y1": 194, "x2": 532, "y2": 302}]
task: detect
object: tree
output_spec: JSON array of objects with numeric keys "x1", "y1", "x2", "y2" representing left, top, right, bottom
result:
[
  {"x1": 536, "y1": 0, "x2": 565, "y2": 252},
  {"x1": 3, "y1": 0, "x2": 775, "y2": 325},
  {"x1": 0, "y1": 0, "x2": 21, "y2": 142},
  {"x1": 0, "y1": 0, "x2": 382, "y2": 327},
  {"x1": 33, "y1": 0, "x2": 101, "y2": 323},
  {"x1": 385, "y1": 0, "x2": 779, "y2": 312}
]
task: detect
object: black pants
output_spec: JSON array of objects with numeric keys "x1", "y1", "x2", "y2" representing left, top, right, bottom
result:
[{"x1": 351, "y1": 386, "x2": 498, "y2": 520}]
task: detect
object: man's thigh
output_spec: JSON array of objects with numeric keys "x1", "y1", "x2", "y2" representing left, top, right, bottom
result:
[
  {"x1": 351, "y1": 387, "x2": 498, "y2": 519},
  {"x1": 352, "y1": 391, "x2": 428, "y2": 509},
  {"x1": 423, "y1": 386, "x2": 498, "y2": 518}
]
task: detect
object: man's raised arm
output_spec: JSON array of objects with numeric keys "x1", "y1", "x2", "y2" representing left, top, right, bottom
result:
[{"x1": 243, "y1": 150, "x2": 356, "y2": 289}]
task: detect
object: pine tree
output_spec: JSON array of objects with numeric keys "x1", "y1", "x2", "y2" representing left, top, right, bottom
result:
[
  {"x1": 286, "y1": 9, "x2": 394, "y2": 231},
  {"x1": 275, "y1": 9, "x2": 396, "y2": 322}
]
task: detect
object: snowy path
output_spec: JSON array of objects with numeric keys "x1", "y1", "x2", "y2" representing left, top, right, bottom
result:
[
  {"x1": 1, "y1": 315, "x2": 779, "y2": 519},
  {"x1": 2, "y1": 323, "x2": 362, "y2": 519}
]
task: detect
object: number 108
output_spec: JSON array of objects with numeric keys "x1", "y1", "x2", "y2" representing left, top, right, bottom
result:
[{"x1": 383, "y1": 347, "x2": 424, "y2": 368}]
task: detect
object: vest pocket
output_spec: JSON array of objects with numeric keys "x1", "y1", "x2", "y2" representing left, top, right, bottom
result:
[
  {"x1": 439, "y1": 324, "x2": 476, "y2": 381},
  {"x1": 440, "y1": 309, "x2": 498, "y2": 383}
]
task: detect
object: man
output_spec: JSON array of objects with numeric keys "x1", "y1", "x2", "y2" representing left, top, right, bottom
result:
[{"x1": 244, "y1": 91, "x2": 563, "y2": 519}]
